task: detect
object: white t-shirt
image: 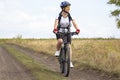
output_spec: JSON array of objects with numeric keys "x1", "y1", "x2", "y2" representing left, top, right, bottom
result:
[
  {"x1": 56, "y1": 15, "x2": 72, "y2": 32},
  {"x1": 59, "y1": 16, "x2": 69, "y2": 28},
  {"x1": 56, "y1": 15, "x2": 71, "y2": 27}
]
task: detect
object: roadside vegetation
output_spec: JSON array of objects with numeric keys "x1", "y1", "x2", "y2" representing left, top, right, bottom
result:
[
  {"x1": 2, "y1": 44, "x2": 66, "y2": 80},
  {"x1": 1, "y1": 38, "x2": 120, "y2": 76}
]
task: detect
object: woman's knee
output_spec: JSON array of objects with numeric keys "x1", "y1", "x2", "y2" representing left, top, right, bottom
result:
[{"x1": 58, "y1": 39, "x2": 63, "y2": 44}]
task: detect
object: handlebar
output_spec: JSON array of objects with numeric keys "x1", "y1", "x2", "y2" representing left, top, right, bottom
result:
[
  {"x1": 71, "y1": 32, "x2": 78, "y2": 36},
  {"x1": 55, "y1": 32, "x2": 78, "y2": 36}
]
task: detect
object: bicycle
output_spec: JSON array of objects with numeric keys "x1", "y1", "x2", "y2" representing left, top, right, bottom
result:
[{"x1": 56, "y1": 31, "x2": 78, "y2": 77}]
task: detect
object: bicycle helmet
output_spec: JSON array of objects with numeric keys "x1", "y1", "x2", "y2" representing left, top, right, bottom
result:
[{"x1": 60, "y1": 1, "x2": 71, "y2": 9}]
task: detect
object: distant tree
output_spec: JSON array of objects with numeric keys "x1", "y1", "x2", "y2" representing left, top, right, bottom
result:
[{"x1": 107, "y1": 0, "x2": 120, "y2": 28}]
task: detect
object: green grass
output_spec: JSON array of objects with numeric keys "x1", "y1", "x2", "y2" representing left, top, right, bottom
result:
[
  {"x1": 2, "y1": 39, "x2": 120, "y2": 76},
  {"x1": 3, "y1": 44, "x2": 66, "y2": 80}
]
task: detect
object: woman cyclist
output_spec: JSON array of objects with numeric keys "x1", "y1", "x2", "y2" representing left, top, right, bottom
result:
[{"x1": 53, "y1": 1, "x2": 80, "y2": 67}]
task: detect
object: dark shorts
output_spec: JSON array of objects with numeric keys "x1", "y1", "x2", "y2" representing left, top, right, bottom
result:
[{"x1": 56, "y1": 33, "x2": 71, "y2": 44}]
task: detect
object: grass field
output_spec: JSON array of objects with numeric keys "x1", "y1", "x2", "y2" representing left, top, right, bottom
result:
[{"x1": 2, "y1": 38, "x2": 120, "y2": 75}]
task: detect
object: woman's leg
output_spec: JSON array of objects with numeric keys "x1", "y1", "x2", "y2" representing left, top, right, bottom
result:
[
  {"x1": 69, "y1": 44, "x2": 74, "y2": 68},
  {"x1": 69, "y1": 44, "x2": 72, "y2": 61},
  {"x1": 55, "y1": 39, "x2": 63, "y2": 56},
  {"x1": 57, "y1": 39, "x2": 63, "y2": 50}
]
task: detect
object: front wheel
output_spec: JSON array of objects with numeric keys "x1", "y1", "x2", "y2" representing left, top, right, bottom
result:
[
  {"x1": 59, "y1": 48, "x2": 64, "y2": 73},
  {"x1": 63, "y1": 44, "x2": 70, "y2": 77}
]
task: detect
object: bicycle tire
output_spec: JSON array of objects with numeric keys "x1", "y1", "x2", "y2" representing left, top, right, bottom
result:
[
  {"x1": 59, "y1": 48, "x2": 65, "y2": 73},
  {"x1": 63, "y1": 44, "x2": 70, "y2": 77}
]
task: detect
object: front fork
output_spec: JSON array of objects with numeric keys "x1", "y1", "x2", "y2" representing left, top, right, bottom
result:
[{"x1": 58, "y1": 43, "x2": 70, "y2": 64}]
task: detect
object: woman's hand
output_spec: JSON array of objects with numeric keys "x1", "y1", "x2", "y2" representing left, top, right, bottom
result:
[
  {"x1": 53, "y1": 29, "x2": 58, "y2": 33},
  {"x1": 76, "y1": 29, "x2": 80, "y2": 34}
]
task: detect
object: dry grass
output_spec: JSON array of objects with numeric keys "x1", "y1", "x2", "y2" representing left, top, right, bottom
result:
[
  {"x1": 5, "y1": 39, "x2": 120, "y2": 75},
  {"x1": 72, "y1": 39, "x2": 120, "y2": 74}
]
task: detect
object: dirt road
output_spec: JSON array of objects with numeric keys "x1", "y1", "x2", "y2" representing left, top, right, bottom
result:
[
  {"x1": 9, "y1": 44, "x2": 119, "y2": 80},
  {"x1": 0, "y1": 45, "x2": 35, "y2": 80}
]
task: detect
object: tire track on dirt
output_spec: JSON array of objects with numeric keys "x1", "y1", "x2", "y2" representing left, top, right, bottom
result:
[
  {"x1": 9, "y1": 44, "x2": 119, "y2": 80},
  {"x1": 0, "y1": 45, "x2": 35, "y2": 80}
]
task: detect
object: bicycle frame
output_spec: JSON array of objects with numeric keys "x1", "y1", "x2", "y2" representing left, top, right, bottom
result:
[{"x1": 56, "y1": 32, "x2": 78, "y2": 77}]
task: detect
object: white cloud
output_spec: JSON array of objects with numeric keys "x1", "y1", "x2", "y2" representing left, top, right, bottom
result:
[
  {"x1": 42, "y1": 6, "x2": 58, "y2": 12},
  {"x1": 0, "y1": 0, "x2": 54, "y2": 38}
]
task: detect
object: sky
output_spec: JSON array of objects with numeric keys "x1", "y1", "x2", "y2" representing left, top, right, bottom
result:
[{"x1": 0, "y1": 0, "x2": 120, "y2": 38}]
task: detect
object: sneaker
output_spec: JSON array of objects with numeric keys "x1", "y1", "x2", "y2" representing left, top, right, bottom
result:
[
  {"x1": 70, "y1": 62, "x2": 74, "y2": 68},
  {"x1": 55, "y1": 51, "x2": 60, "y2": 57}
]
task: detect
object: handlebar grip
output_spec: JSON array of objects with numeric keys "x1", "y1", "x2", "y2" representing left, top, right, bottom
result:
[{"x1": 71, "y1": 32, "x2": 78, "y2": 36}]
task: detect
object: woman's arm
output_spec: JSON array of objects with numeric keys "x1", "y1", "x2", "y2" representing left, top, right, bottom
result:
[
  {"x1": 53, "y1": 19, "x2": 59, "y2": 33},
  {"x1": 72, "y1": 19, "x2": 79, "y2": 29},
  {"x1": 72, "y1": 19, "x2": 80, "y2": 33},
  {"x1": 54, "y1": 19, "x2": 59, "y2": 29}
]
